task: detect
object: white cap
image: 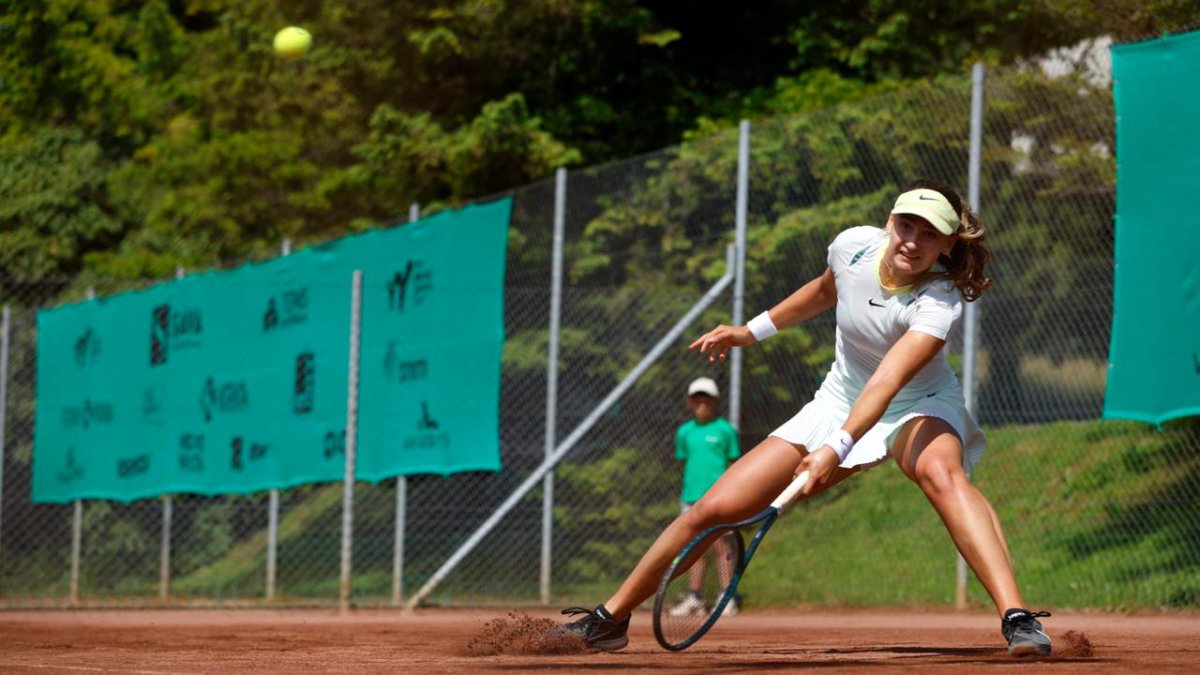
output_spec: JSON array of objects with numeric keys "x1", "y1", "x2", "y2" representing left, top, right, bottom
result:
[
  {"x1": 891, "y1": 188, "x2": 960, "y2": 235},
  {"x1": 687, "y1": 377, "x2": 720, "y2": 398}
]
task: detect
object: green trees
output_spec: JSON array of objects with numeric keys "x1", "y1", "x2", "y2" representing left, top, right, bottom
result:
[
  {"x1": 0, "y1": 129, "x2": 126, "y2": 302},
  {"x1": 4, "y1": 1, "x2": 1170, "y2": 288}
]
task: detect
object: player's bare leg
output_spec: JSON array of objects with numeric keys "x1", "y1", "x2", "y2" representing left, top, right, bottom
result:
[
  {"x1": 890, "y1": 416, "x2": 1022, "y2": 612},
  {"x1": 891, "y1": 416, "x2": 1053, "y2": 655},
  {"x1": 603, "y1": 436, "x2": 856, "y2": 619}
]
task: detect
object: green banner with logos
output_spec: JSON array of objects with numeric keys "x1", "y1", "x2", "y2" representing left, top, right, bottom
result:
[
  {"x1": 1104, "y1": 32, "x2": 1200, "y2": 425},
  {"x1": 34, "y1": 198, "x2": 509, "y2": 502},
  {"x1": 353, "y1": 202, "x2": 508, "y2": 479}
]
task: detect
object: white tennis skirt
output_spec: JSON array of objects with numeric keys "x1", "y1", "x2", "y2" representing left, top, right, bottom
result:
[{"x1": 769, "y1": 394, "x2": 987, "y2": 474}]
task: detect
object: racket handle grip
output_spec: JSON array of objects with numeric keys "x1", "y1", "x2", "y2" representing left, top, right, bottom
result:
[{"x1": 771, "y1": 470, "x2": 810, "y2": 513}]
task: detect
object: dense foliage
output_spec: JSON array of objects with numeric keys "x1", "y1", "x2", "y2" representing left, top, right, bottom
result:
[{"x1": 3, "y1": 0, "x2": 1193, "y2": 284}]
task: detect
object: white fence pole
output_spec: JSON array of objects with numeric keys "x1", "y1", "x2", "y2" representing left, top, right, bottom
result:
[
  {"x1": 731, "y1": 119, "x2": 751, "y2": 430},
  {"x1": 541, "y1": 168, "x2": 567, "y2": 604},
  {"x1": 957, "y1": 61, "x2": 986, "y2": 610},
  {"x1": 393, "y1": 470, "x2": 406, "y2": 605},
  {"x1": 71, "y1": 289, "x2": 100, "y2": 606},
  {"x1": 267, "y1": 488, "x2": 279, "y2": 601},
  {"x1": 158, "y1": 268, "x2": 188, "y2": 601},
  {"x1": 267, "y1": 237, "x2": 292, "y2": 602},
  {"x1": 70, "y1": 499, "x2": 82, "y2": 606},
  {"x1": 159, "y1": 495, "x2": 172, "y2": 600},
  {"x1": 393, "y1": 203, "x2": 420, "y2": 606},
  {"x1": 339, "y1": 270, "x2": 363, "y2": 614}
]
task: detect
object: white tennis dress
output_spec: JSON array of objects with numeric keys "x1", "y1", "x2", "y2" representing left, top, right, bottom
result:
[{"x1": 769, "y1": 226, "x2": 986, "y2": 473}]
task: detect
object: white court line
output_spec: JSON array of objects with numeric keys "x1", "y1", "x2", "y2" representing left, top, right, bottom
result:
[{"x1": 0, "y1": 662, "x2": 185, "y2": 675}]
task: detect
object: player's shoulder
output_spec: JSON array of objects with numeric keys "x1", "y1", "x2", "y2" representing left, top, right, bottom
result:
[
  {"x1": 829, "y1": 225, "x2": 885, "y2": 263},
  {"x1": 913, "y1": 276, "x2": 962, "y2": 305}
]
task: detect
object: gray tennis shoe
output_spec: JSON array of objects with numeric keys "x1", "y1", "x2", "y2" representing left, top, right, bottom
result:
[
  {"x1": 561, "y1": 604, "x2": 629, "y2": 651},
  {"x1": 1002, "y1": 608, "x2": 1052, "y2": 656}
]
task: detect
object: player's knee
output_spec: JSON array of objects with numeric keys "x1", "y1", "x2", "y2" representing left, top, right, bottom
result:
[
  {"x1": 685, "y1": 496, "x2": 729, "y2": 529},
  {"x1": 914, "y1": 458, "x2": 966, "y2": 498}
]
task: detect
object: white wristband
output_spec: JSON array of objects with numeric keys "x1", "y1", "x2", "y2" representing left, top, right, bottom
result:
[
  {"x1": 822, "y1": 429, "x2": 854, "y2": 463},
  {"x1": 747, "y1": 311, "x2": 778, "y2": 342}
]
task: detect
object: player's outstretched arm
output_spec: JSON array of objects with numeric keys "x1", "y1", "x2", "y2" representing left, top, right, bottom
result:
[
  {"x1": 690, "y1": 267, "x2": 836, "y2": 363},
  {"x1": 766, "y1": 266, "x2": 837, "y2": 329}
]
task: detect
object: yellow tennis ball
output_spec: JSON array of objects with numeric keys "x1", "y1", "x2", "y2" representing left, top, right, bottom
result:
[{"x1": 273, "y1": 26, "x2": 312, "y2": 59}]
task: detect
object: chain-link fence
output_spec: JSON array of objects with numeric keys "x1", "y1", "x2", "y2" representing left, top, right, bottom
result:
[{"x1": 2, "y1": 55, "x2": 1197, "y2": 611}]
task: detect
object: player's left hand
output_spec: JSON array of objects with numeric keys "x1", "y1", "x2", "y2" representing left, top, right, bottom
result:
[{"x1": 798, "y1": 447, "x2": 840, "y2": 495}]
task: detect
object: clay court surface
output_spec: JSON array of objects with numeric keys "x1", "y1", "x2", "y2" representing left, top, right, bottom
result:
[{"x1": 0, "y1": 607, "x2": 1197, "y2": 673}]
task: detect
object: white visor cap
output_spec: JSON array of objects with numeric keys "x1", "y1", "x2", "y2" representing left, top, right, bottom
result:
[
  {"x1": 687, "y1": 377, "x2": 720, "y2": 398},
  {"x1": 891, "y1": 188, "x2": 960, "y2": 235}
]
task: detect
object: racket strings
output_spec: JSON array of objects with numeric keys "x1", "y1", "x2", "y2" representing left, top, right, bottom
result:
[{"x1": 654, "y1": 527, "x2": 745, "y2": 649}]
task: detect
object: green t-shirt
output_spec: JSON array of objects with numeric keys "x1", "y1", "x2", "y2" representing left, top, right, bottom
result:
[{"x1": 675, "y1": 417, "x2": 740, "y2": 503}]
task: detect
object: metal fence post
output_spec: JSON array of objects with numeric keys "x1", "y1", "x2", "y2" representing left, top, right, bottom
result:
[
  {"x1": 340, "y1": 270, "x2": 363, "y2": 614},
  {"x1": 731, "y1": 120, "x2": 751, "y2": 430},
  {"x1": 159, "y1": 269, "x2": 188, "y2": 601},
  {"x1": 957, "y1": 61, "x2": 986, "y2": 610},
  {"x1": 159, "y1": 495, "x2": 172, "y2": 600},
  {"x1": 70, "y1": 499, "x2": 82, "y2": 606},
  {"x1": 542, "y1": 168, "x2": 567, "y2": 604},
  {"x1": 393, "y1": 203, "x2": 420, "y2": 606},
  {"x1": 267, "y1": 488, "x2": 278, "y2": 601},
  {"x1": 267, "y1": 238, "x2": 292, "y2": 602},
  {"x1": 72, "y1": 289, "x2": 99, "y2": 606}
]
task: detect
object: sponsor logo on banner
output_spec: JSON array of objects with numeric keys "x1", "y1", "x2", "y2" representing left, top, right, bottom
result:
[
  {"x1": 56, "y1": 447, "x2": 84, "y2": 484},
  {"x1": 293, "y1": 352, "x2": 315, "y2": 414},
  {"x1": 179, "y1": 433, "x2": 205, "y2": 473},
  {"x1": 151, "y1": 305, "x2": 169, "y2": 365},
  {"x1": 73, "y1": 328, "x2": 101, "y2": 367},
  {"x1": 263, "y1": 299, "x2": 278, "y2": 331},
  {"x1": 403, "y1": 401, "x2": 451, "y2": 451},
  {"x1": 150, "y1": 304, "x2": 203, "y2": 366},
  {"x1": 387, "y1": 260, "x2": 433, "y2": 312},
  {"x1": 61, "y1": 399, "x2": 115, "y2": 430},
  {"x1": 142, "y1": 386, "x2": 165, "y2": 425},
  {"x1": 263, "y1": 288, "x2": 310, "y2": 332},
  {"x1": 229, "y1": 436, "x2": 269, "y2": 471},
  {"x1": 323, "y1": 429, "x2": 345, "y2": 459},
  {"x1": 199, "y1": 377, "x2": 250, "y2": 422},
  {"x1": 382, "y1": 342, "x2": 428, "y2": 383},
  {"x1": 419, "y1": 401, "x2": 439, "y2": 430},
  {"x1": 117, "y1": 453, "x2": 150, "y2": 478}
]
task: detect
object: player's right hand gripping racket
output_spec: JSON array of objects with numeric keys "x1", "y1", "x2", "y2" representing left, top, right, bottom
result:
[{"x1": 652, "y1": 470, "x2": 810, "y2": 651}]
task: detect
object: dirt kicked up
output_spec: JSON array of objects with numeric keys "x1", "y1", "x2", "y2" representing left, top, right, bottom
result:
[{"x1": 466, "y1": 611, "x2": 591, "y2": 656}]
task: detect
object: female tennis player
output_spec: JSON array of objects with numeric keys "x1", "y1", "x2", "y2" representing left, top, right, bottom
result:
[{"x1": 561, "y1": 180, "x2": 1052, "y2": 656}]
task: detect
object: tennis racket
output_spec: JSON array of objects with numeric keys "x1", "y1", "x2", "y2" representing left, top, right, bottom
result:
[{"x1": 652, "y1": 470, "x2": 810, "y2": 651}]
